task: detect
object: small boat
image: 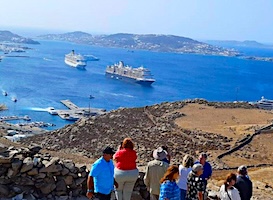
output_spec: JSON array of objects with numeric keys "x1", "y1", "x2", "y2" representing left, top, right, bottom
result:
[
  {"x1": 2, "y1": 91, "x2": 7, "y2": 96},
  {"x1": 11, "y1": 97, "x2": 17, "y2": 102},
  {"x1": 47, "y1": 107, "x2": 58, "y2": 115}
]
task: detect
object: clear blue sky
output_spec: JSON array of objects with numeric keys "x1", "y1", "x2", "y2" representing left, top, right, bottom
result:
[{"x1": 1, "y1": 0, "x2": 273, "y2": 42}]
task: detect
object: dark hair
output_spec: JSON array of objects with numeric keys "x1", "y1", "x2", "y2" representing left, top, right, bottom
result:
[
  {"x1": 162, "y1": 146, "x2": 168, "y2": 151},
  {"x1": 224, "y1": 173, "x2": 237, "y2": 189},
  {"x1": 160, "y1": 165, "x2": 179, "y2": 183},
  {"x1": 122, "y1": 138, "x2": 134, "y2": 149}
]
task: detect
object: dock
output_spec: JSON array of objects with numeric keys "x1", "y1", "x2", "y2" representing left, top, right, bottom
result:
[
  {"x1": 0, "y1": 115, "x2": 31, "y2": 122},
  {"x1": 49, "y1": 100, "x2": 106, "y2": 121},
  {"x1": 61, "y1": 100, "x2": 79, "y2": 110}
]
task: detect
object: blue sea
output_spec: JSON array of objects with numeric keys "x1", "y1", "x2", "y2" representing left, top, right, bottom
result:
[{"x1": 1, "y1": 40, "x2": 273, "y2": 130}]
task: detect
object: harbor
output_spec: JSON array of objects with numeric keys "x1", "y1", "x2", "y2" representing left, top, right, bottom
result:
[{"x1": 47, "y1": 99, "x2": 106, "y2": 121}]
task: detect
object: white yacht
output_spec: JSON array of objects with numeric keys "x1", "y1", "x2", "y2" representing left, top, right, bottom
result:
[
  {"x1": 254, "y1": 96, "x2": 273, "y2": 110},
  {"x1": 65, "y1": 50, "x2": 87, "y2": 68}
]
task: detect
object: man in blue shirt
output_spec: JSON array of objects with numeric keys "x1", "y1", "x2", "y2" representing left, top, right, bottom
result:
[
  {"x1": 86, "y1": 146, "x2": 118, "y2": 200},
  {"x1": 195, "y1": 153, "x2": 212, "y2": 192}
]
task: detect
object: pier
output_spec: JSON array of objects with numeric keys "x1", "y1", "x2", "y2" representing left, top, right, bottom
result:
[
  {"x1": 49, "y1": 99, "x2": 106, "y2": 121},
  {"x1": 0, "y1": 115, "x2": 31, "y2": 122}
]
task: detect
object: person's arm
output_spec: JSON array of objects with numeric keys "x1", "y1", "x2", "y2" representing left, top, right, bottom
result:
[
  {"x1": 86, "y1": 175, "x2": 95, "y2": 199},
  {"x1": 144, "y1": 166, "x2": 150, "y2": 190},
  {"x1": 160, "y1": 182, "x2": 170, "y2": 200},
  {"x1": 114, "y1": 178, "x2": 119, "y2": 189},
  {"x1": 198, "y1": 191, "x2": 203, "y2": 200}
]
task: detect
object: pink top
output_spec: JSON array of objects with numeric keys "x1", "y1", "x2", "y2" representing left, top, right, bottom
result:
[{"x1": 114, "y1": 148, "x2": 137, "y2": 170}]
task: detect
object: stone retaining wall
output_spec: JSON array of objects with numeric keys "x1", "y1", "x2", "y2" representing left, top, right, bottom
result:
[{"x1": 0, "y1": 145, "x2": 149, "y2": 200}]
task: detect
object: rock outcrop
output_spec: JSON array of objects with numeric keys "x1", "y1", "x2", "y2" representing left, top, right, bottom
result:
[{"x1": 22, "y1": 100, "x2": 256, "y2": 168}]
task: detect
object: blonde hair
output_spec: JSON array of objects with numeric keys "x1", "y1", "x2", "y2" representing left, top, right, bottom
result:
[{"x1": 182, "y1": 155, "x2": 194, "y2": 168}]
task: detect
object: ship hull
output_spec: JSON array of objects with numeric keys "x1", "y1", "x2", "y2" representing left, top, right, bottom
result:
[
  {"x1": 65, "y1": 60, "x2": 86, "y2": 68},
  {"x1": 105, "y1": 72, "x2": 154, "y2": 86}
]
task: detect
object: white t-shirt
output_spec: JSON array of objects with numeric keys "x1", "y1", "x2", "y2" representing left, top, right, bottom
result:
[
  {"x1": 219, "y1": 185, "x2": 241, "y2": 200},
  {"x1": 177, "y1": 165, "x2": 192, "y2": 190}
]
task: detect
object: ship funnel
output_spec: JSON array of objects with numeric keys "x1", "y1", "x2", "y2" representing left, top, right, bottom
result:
[
  {"x1": 119, "y1": 61, "x2": 124, "y2": 67},
  {"x1": 72, "y1": 50, "x2": 75, "y2": 54}
]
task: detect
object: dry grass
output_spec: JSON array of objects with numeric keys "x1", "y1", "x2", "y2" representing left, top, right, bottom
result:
[{"x1": 175, "y1": 104, "x2": 273, "y2": 145}]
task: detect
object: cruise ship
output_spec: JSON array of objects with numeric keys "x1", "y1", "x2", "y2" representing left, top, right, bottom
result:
[
  {"x1": 64, "y1": 50, "x2": 87, "y2": 68},
  {"x1": 254, "y1": 96, "x2": 273, "y2": 110},
  {"x1": 105, "y1": 61, "x2": 155, "y2": 86}
]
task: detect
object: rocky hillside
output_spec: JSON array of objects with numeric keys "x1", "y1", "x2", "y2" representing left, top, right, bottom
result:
[
  {"x1": 38, "y1": 31, "x2": 239, "y2": 56},
  {"x1": 0, "y1": 30, "x2": 39, "y2": 44},
  {"x1": 22, "y1": 99, "x2": 255, "y2": 167}
]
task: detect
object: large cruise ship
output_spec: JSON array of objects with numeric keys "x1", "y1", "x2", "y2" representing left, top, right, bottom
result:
[
  {"x1": 254, "y1": 96, "x2": 273, "y2": 110},
  {"x1": 105, "y1": 61, "x2": 155, "y2": 86},
  {"x1": 64, "y1": 50, "x2": 87, "y2": 68}
]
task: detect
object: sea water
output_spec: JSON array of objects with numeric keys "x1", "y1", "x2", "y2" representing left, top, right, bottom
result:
[{"x1": 1, "y1": 40, "x2": 273, "y2": 130}]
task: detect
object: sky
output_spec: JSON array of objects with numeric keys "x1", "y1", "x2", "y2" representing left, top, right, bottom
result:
[{"x1": 0, "y1": 0, "x2": 273, "y2": 42}]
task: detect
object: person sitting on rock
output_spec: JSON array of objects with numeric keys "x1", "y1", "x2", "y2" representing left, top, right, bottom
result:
[
  {"x1": 113, "y1": 138, "x2": 139, "y2": 200},
  {"x1": 177, "y1": 154, "x2": 194, "y2": 200},
  {"x1": 144, "y1": 147, "x2": 169, "y2": 200},
  {"x1": 159, "y1": 165, "x2": 180, "y2": 200},
  {"x1": 186, "y1": 164, "x2": 205, "y2": 200},
  {"x1": 219, "y1": 173, "x2": 241, "y2": 200},
  {"x1": 234, "y1": 165, "x2": 252, "y2": 200},
  {"x1": 86, "y1": 146, "x2": 118, "y2": 200}
]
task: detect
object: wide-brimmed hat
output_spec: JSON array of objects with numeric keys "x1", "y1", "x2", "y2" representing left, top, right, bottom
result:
[
  {"x1": 103, "y1": 146, "x2": 115, "y2": 155},
  {"x1": 153, "y1": 147, "x2": 167, "y2": 161}
]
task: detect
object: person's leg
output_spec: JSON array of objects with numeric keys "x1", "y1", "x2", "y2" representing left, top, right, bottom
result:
[
  {"x1": 114, "y1": 168, "x2": 126, "y2": 200},
  {"x1": 180, "y1": 189, "x2": 187, "y2": 200},
  {"x1": 122, "y1": 169, "x2": 139, "y2": 200}
]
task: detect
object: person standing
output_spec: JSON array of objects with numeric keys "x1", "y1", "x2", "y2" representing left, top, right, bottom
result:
[
  {"x1": 177, "y1": 155, "x2": 194, "y2": 200},
  {"x1": 144, "y1": 147, "x2": 169, "y2": 200},
  {"x1": 219, "y1": 173, "x2": 241, "y2": 200},
  {"x1": 195, "y1": 153, "x2": 212, "y2": 191},
  {"x1": 113, "y1": 138, "x2": 139, "y2": 200},
  {"x1": 234, "y1": 165, "x2": 252, "y2": 200},
  {"x1": 186, "y1": 164, "x2": 205, "y2": 200},
  {"x1": 86, "y1": 146, "x2": 118, "y2": 200},
  {"x1": 159, "y1": 165, "x2": 180, "y2": 200}
]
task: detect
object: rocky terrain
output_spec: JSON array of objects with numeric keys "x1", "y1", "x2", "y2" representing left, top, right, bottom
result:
[
  {"x1": 21, "y1": 99, "x2": 257, "y2": 168},
  {"x1": 2, "y1": 99, "x2": 273, "y2": 198},
  {"x1": 38, "y1": 31, "x2": 240, "y2": 56}
]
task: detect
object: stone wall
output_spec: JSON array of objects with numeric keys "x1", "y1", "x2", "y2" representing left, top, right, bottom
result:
[
  {"x1": 0, "y1": 145, "x2": 88, "y2": 199},
  {"x1": 0, "y1": 145, "x2": 149, "y2": 200}
]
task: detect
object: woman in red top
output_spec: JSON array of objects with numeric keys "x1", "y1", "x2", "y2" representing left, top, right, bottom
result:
[{"x1": 114, "y1": 138, "x2": 138, "y2": 200}]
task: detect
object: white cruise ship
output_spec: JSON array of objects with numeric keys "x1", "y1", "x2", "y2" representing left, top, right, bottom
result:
[
  {"x1": 105, "y1": 61, "x2": 155, "y2": 86},
  {"x1": 64, "y1": 50, "x2": 87, "y2": 68},
  {"x1": 254, "y1": 96, "x2": 273, "y2": 110}
]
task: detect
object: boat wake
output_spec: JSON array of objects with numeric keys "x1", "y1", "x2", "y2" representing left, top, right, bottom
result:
[
  {"x1": 28, "y1": 107, "x2": 49, "y2": 112},
  {"x1": 43, "y1": 58, "x2": 53, "y2": 61},
  {"x1": 100, "y1": 91, "x2": 134, "y2": 98}
]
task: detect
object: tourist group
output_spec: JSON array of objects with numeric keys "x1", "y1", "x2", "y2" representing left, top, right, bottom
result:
[{"x1": 85, "y1": 138, "x2": 252, "y2": 200}]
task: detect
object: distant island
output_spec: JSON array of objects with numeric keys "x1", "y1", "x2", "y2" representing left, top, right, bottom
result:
[
  {"x1": 0, "y1": 30, "x2": 39, "y2": 44},
  {"x1": 205, "y1": 40, "x2": 273, "y2": 48},
  {"x1": 0, "y1": 30, "x2": 40, "y2": 55},
  {"x1": 38, "y1": 31, "x2": 240, "y2": 56}
]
